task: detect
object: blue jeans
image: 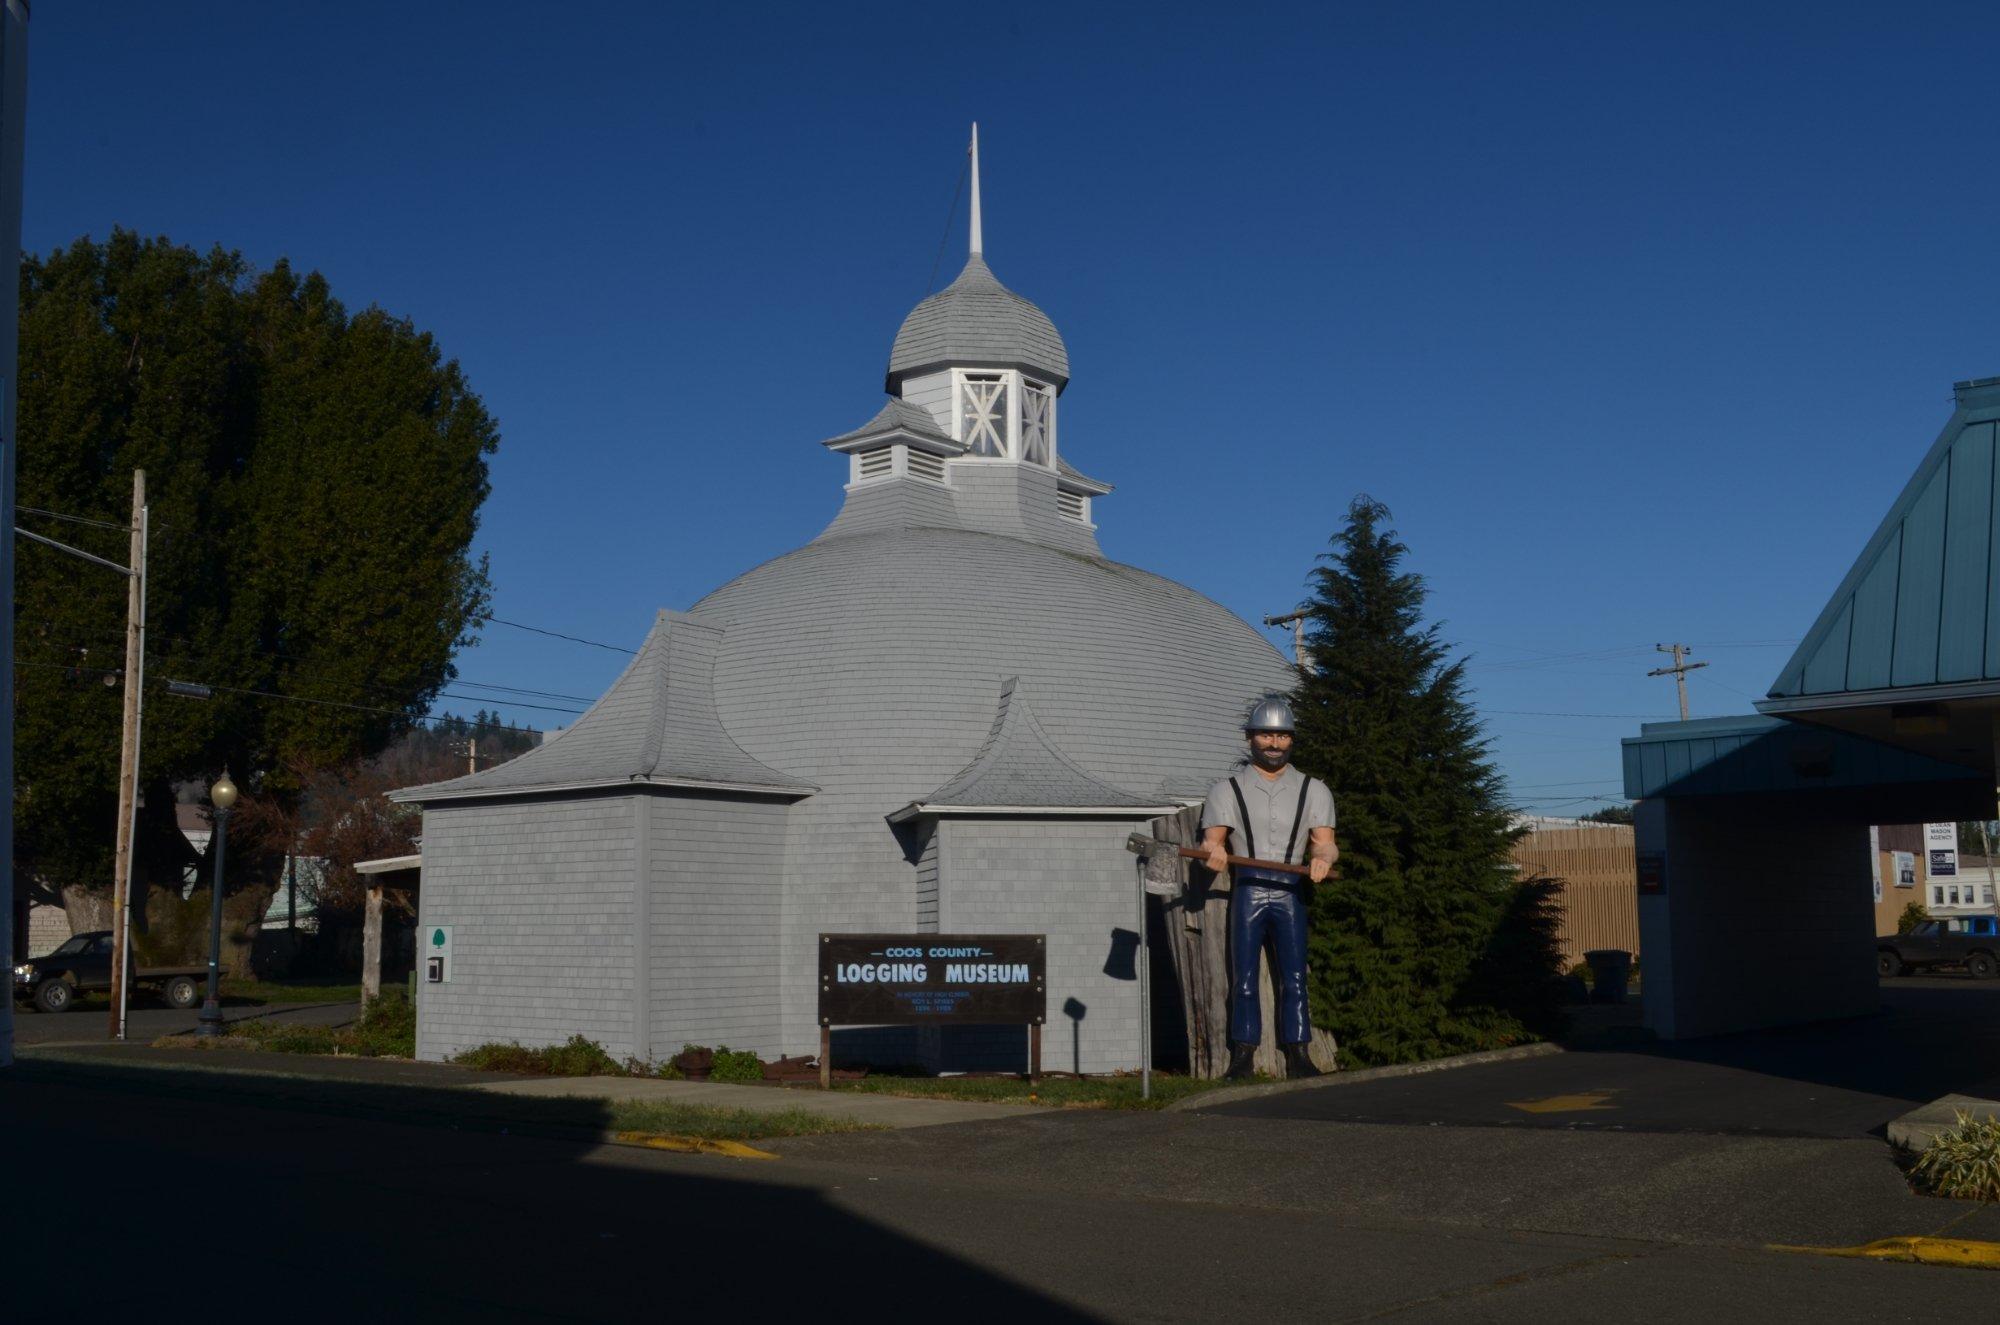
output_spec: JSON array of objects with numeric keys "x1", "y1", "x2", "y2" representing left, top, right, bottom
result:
[{"x1": 1229, "y1": 878, "x2": 1310, "y2": 1046}]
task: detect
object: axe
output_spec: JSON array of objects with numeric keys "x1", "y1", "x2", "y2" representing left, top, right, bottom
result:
[{"x1": 1125, "y1": 832, "x2": 1336, "y2": 893}]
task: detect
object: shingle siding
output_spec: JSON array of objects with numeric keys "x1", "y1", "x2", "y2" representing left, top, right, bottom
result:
[
  {"x1": 648, "y1": 795, "x2": 789, "y2": 1057},
  {"x1": 941, "y1": 819, "x2": 1143, "y2": 1074},
  {"x1": 415, "y1": 797, "x2": 637, "y2": 1062}
]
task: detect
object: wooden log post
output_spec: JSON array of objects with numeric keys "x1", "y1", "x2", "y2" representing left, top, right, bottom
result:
[
  {"x1": 1151, "y1": 806, "x2": 1339, "y2": 1078},
  {"x1": 361, "y1": 882, "x2": 384, "y2": 1006}
]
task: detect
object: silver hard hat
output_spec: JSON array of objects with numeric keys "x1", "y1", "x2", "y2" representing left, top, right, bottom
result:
[{"x1": 1244, "y1": 696, "x2": 1296, "y2": 733}]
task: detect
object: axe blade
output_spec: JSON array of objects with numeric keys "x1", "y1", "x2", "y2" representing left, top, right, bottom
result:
[{"x1": 1125, "y1": 832, "x2": 1185, "y2": 894}]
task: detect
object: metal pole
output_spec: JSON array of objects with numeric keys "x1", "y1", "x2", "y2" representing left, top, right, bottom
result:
[
  {"x1": 196, "y1": 805, "x2": 229, "y2": 1037},
  {"x1": 1136, "y1": 856, "x2": 1151, "y2": 1101},
  {"x1": 114, "y1": 495, "x2": 147, "y2": 1041}
]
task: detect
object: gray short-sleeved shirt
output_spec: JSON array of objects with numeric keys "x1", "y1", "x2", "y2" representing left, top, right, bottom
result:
[{"x1": 1202, "y1": 764, "x2": 1336, "y2": 865}]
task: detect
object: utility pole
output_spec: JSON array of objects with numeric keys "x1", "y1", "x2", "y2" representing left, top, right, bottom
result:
[
  {"x1": 1264, "y1": 611, "x2": 1311, "y2": 671},
  {"x1": 14, "y1": 473, "x2": 147, "y2": 1040},
  {"x1": 1648, "y1": 643, "x2": 1708, "y2": 722},
  {"x1": 467, "y1": 735, "x2": 478, "y2": 777},
  {"x1": 109, "y1": 470, "x2": 148, "y2": 1039}
]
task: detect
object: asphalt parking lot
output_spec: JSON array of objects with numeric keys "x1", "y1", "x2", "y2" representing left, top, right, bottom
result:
[
  {"x1": 1210, "y1": 977, "x2": 2000, "y2": 1139},
  {"x1": 6, "y1": 996, "x2": 356, "y2": 1047}
]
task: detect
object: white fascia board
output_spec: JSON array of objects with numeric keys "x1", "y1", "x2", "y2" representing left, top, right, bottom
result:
[
  {"x1": 1055, "y1": 471, "x2": 1112, "y2": 497},
  {"x1": 889, "y1": 801, "x2": 1178, "y2": 824},
  {"x1": 354, "y1": 854, "x2": 422, "y2": 875},
  {"x1": 392, "y1": 774, "x2": 817, "y2": 805},
  {"x1": 823, "y1": 427, "x2": 967, "y2": 458}
]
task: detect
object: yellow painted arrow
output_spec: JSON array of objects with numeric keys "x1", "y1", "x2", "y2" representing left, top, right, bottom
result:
[{"x1": 1507, "y1": 1090, "x2": 1619, "y2": 1114}]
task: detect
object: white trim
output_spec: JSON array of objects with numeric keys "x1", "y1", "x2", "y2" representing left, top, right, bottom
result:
[
  {"x1": 355, "y1": 854, "x2": 422, "y2": 875},
  {"x1": 888, "y1": 801, "x2": 1178, "y2": 824},
  {"x1": 391, "y1": 774, "x2": 817, "y2": 804}
]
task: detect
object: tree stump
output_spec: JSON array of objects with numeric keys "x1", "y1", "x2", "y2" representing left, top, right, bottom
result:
[{"x1": 1150, "y1": 806, "x2": 1338, "y2": 1078}]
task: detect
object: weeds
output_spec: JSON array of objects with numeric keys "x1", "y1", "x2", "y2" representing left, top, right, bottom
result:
[
  {"x1": 1910, "y1": 1110, "x2": 2000, "y2": 1202},
  {"x1": 452, "y1": 1034, "x2": 623, "y2": 1076}
]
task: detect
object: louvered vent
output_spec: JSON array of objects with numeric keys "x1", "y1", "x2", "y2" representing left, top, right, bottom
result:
[
  {"x1": 1057, "y1": 490, "x2": 1088, "y2": 522},
  {"x1": 857, "y1": 448, "x2": 894, "y2": 481},
  {"x1": 906, "y1": 450, "x2": 946, "y2": 483}
]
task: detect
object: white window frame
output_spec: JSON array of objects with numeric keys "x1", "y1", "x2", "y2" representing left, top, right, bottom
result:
[
  {"x1": 1019, "y1": 377, "x2": 1056, "y2": 467},
  {"x1": 951, "y1": 368, "x2": 1058, "y2": 468},
  {"x1": 845, "y1": 443, "x2": 952, "y2": 490}
]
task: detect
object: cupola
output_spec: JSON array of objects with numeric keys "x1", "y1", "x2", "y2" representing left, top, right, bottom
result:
[{"x1": 886, "y1": 125, "x2": 1069, "y2": 468}]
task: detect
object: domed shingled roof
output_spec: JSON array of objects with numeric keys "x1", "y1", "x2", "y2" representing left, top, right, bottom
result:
[{"x1": 886, "y1": 254, "x2": 1070, "y2": 394}]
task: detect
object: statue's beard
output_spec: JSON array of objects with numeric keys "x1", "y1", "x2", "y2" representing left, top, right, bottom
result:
[{"x1": 1252, "y1": 746, "x2": 1290, "y2": 772}]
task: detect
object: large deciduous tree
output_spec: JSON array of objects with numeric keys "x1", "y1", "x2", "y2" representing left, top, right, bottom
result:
[
  {"x1": 15, "y1": 230, "x2": 497, "y2": 959},
  {"x1": 1290, "y1": 496, "x2": 1563, "y2": 1066}
]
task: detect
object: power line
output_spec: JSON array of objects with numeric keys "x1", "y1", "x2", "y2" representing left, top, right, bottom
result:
[
  {"x1": 479, "y1": 615, "x2": 635, "y2": 654},
  {"x1": 18, "y1": 504, "x2": 128, "y2": 532},
  {"x1": 21, "y1": 620, "x2": 600, "y2": 706},
  {"x1": 12, "y1": 659, "x2": 580, "y2": 721}
]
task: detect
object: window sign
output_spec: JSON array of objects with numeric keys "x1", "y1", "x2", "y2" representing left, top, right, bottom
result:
[
  {"x1": 1925, "y1": 822, "x2": 1959, "y2": 878},
  {"x1": 1895, "y1": 851, "x2": 1917, "y2": 888}
]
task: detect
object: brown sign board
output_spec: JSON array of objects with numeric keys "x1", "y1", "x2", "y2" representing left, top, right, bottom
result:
[{"x1": 818, "y1": 933, "x2": 1046, "y2": 1026}]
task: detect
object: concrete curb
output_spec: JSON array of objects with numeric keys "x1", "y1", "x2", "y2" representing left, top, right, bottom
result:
[
  {"x1": 1887, "y1": 1094, "x2": 2000, "y2": 1153},
  {"x1": 1768, "y1": 1237, "x2": 2000, "y2": 1271},
  {"x1": 1166, "y1": 1041, "x2": 1567, "y2": 1112}
]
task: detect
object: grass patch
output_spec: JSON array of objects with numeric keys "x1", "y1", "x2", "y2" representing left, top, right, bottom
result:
[
  {"x1": 1911, "y1": 1111, "x2": 2000, "y2": 1202},
  {"x1": 452, "y1": 1034, "x2": 624, "y2": 1076},
  {"x1": 219, "y1": 977, "x2": 361, "y2": 1005},
  {"x1": 609, "y1": 1099, "x2": 878, "y2": 1140},
  {"x1": 220, "y1": 993, "x2": 414, "y2": 1058},
  {"x1": 831, "y1": 1072, "x2": 1238, "y2": 1110}
]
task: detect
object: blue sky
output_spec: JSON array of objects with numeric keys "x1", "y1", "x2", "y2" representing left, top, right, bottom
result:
[{"x1": 23, "y1": 3, "x2": 2000, "y2": 810}]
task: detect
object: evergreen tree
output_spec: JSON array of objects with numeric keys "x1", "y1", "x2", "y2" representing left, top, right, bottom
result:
[
  {"x1": 1291, "y1": 497, "x2": 1563, "y2": 1066},
  {"x1": 15, "y1": 230, "x2": 497, "y2": 935}
]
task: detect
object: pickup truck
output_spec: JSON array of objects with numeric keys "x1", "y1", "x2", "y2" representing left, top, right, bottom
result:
[
  {"x1": 12, "y1": 930, "x2": 221, "y2": 1013},
  {"x1": 1878, "y1": 916, "x2": 1999, "y2": 979}
]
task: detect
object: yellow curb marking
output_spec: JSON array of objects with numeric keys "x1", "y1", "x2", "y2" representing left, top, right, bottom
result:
[
  {"x1": 1767, "y1": 1237, "x2": 2000, "y2": 1271},
  {"x1": 610, "y1": 1130, "x2": 778, "y2": 1160},
  {"x1": 1507, "y1": 1090, "x2": 1618, "y2": 1114}
]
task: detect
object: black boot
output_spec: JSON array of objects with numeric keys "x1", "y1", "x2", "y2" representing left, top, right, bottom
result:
[
  {"x1": 1223, "y1": 1042, "x2": 1257, "y2": 1080},
  {"x1": 1282, "y1": 1044, "x2": 1322, "y2": 1080}
]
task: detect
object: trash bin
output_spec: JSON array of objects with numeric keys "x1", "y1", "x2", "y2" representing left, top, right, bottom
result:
[{"x1": 1584, "y1": 949, "x2": 1632, "y2": 1005}]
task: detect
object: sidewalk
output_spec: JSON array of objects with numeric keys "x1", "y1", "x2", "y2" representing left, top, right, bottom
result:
[
  {"x1": 21, "y1": 1040, "x2": 1042, "y2": 1130},
  {"x1": 472, "y1": 1073, "x2": 1040, "y2": 1127}
]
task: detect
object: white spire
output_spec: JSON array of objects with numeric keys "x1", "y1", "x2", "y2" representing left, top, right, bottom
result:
[{"x1": 969, "y1": 122, "x2": 983, "y2": 256}]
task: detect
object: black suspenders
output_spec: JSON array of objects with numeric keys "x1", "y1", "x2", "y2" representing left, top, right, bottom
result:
[{"x1": 1228, "y1": 775, "x2": 1317, "y2": 867}]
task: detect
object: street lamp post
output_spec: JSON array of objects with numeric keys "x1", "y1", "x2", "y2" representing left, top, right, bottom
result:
[{"x1": 195, "y1": 771, "x2": 238, "y2": 1038}]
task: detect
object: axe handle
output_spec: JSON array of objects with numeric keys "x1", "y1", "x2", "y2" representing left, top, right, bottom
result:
[{"x1": 1174, "y1": 846, "x2": 1335, "y2": 880}]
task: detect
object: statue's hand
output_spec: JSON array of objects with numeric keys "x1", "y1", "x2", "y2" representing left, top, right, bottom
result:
[
  {"x1": 1203, "y1": 845, "x2": 1228, "y2": 874},
  {"x1": 1308, "y1": 858, "x2": 1332, "y2": 884}
]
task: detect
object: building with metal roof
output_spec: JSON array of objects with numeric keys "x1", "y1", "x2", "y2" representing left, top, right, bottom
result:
[
  {"x1": 1622, "y1": 376, "x2": 2000, "y2": 1040},
  {"x1": 394, "y1": 132, "x2": 1292, "y2": 1069}
]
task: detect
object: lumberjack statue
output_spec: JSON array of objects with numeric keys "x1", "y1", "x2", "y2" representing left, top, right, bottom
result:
[{"x1": 1202, "y1": 696, "x2": 1337, "y2": 1081}]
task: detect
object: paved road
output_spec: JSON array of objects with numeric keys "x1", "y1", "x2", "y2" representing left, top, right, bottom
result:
[
  {"x1": 1209, "y1": 978, "x2": 2000, "y2": 1139},
  {"x1": 9, "y1": 1057, "x2": 1996, "y2": 1321},
  {"x1": 7, "y1": 996, "x2": 356, "y2": 1047}
]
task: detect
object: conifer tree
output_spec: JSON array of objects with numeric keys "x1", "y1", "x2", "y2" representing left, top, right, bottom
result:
[{"x1": 1291, "y1": 497, "x2": 1562, "y2": 1066}]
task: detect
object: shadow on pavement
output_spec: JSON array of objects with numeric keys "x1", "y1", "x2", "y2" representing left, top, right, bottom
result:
[
  {"x1": 8, "y1": 1056, "x2": 1093, "y2": 1319},
  {"x1": 1212, "y1": 980, "x2": 2000, "y2": 1138}
]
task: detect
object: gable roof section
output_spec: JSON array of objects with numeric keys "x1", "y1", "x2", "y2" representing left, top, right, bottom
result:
[
  {"x1": 1765, "y1": 377, "x2": 2000, "y2": 707},
  {"x1": 392, "y1": 610, "x2": 815, "y2": 803},
  {"x1": 821, "y1": 398, "x2": 964, "y2": 455},
  {"x1": 889, "y1": 678, "x2": 1172, "y2": 821}
]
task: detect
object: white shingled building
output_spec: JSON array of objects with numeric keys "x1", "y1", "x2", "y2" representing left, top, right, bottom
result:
[{"x1": 396, "y1": 135, "x2": 1293, "y2": 1071}]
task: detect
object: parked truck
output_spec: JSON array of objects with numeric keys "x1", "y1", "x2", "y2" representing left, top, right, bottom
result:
[
  {"x1": 11, "y1": 930, "x2": 222, "y2": 1012},
  {"x1": 1877, "y1": 915, "x2": 1999, "y2": 979}
]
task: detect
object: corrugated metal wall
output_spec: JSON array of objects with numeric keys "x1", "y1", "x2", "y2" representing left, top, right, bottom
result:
[{"x1": 1512, "y1": 825, "x2": 1640, "y2": 965}]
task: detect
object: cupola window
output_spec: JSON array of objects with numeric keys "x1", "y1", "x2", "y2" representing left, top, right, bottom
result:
[
  {"x1": 1020, "y1": 379, "x2": 1053, "y2": 466},
  {"x1": 960, "y1": 373, "x2": 1009, "y2": 457}
]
